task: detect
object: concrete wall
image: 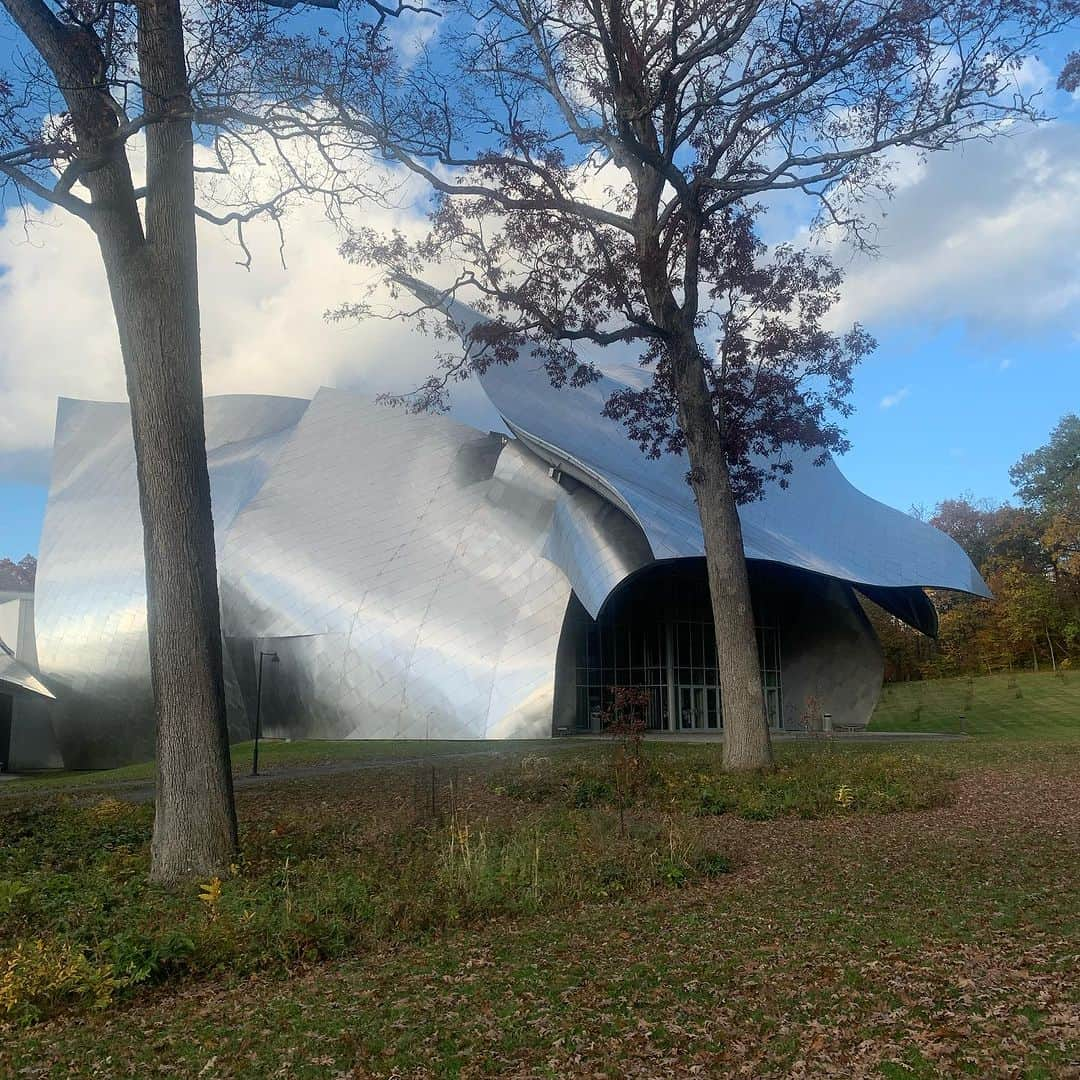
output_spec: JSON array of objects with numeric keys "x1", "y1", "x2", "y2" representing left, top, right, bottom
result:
[{"x1": 750, "y1": 564, "x2": 883, "y2": 731}]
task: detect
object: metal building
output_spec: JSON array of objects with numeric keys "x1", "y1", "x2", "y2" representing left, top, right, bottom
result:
[{"x1": 23, "y1": 357, "x2": 989, "y2": 769}]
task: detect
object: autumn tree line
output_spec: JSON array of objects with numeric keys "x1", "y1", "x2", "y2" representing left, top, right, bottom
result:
[{"x1": 869, "y1": 415, "x2": 1080, "y2": 681}]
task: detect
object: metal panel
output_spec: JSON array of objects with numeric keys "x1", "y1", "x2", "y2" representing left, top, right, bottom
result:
[
  {"x1": 482, "y1": 363, "x2": 991, "y2": 599},
  {"x1": 397, "y1": 278, "x2": 990, "y2": 603},
  {"x1": 220, "y1": 389, "x2": 575, "y2": 740},
  {"x1": 34, "y1": 395, "x2": 309, "y2": 767},
  {"x1": 0, "y1": 650, "x2": 55, "y2": 700}
]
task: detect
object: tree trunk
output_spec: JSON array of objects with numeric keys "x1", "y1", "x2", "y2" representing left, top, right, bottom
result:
[
  {"x1": 669, "y1": 336, "x2": 773, "y2": 771},
  {"x1": 133, "y1": 0, "x2": 237, "y2": 882},
  {"x1": 90, "y1": 0, "x2": 237, "y2": 883},
  {"x1": 1, "y1": 0, "x2": 237, "y2": 883},
  {"x1": 1046, "y1": 629, "x2": 1057, "y2": 672}
]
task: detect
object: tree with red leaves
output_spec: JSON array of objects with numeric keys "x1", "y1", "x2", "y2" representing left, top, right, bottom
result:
[{"x1": 333, "y1": 0, "x2": 1077, "y2": 770}]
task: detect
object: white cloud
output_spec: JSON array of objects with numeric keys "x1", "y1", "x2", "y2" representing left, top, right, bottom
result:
[
  {"x1": 879, "y1": 386, "x2": 911, "y2": 409},
  {"x1": 1011, "y1": 55, "x2": 1054, "y2": 92},
  {"x1": 816, "y1": 123, "x2": 1080, "y2": 340},
  {"x1": 0, "y1": 179, "x2": 502, "y2": 484}
]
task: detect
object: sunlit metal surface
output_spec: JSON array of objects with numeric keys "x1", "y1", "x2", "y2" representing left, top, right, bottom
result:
[
  {"x1": 220, "y1": 388, "x2": 574, "y2": 741},
  {"x1": 33, "y1": 335, "x2": 988, "y2": 763},
  {"x1": 399, "y1": 279, "x2": 990, "y2": 603},
  {"x1": 479, "y1": 360, "x2": 991, "y2": 599},
  {"x1": 0, "y1": 650, "x2": 55, "y2": 700},
  {"x1": 35, "y1": 395, "x2": 309, "y2": 767}
]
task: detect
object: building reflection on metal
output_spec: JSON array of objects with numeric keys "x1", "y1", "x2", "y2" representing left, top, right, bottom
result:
[{"x1": 31, "y1": 355, "x2": 989, "y2": 767}]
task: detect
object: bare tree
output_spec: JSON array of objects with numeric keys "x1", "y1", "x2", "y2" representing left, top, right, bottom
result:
[
  {"x1": 327, "y1": 0, "x2": 1077, "y2": 770},
  {"x1": 0, "y1": 0, "x2": 414, "y2": 881}
]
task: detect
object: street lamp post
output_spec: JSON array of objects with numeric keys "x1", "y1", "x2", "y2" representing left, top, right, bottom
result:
[{"x1": 251, "y1": 650, "x2": 279, "y2": 777}]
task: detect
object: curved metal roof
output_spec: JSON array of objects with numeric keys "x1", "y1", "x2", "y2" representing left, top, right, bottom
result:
[
  {"x1": 0, "y1": 649, "x2": 55, "y2": 700},
  {"x1": 401, "y1": 277, "x2": 991, "y2": 602}
]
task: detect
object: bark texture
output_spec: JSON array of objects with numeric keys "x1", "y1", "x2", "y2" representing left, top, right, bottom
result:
[
  {"x1": 669, "y1": 339, "x2": 774, "y2": 771},
  {"x1": 134, "y1": 0, "x2": 238, "y2": 881},
  {"x1": 1, "y1": 0, "x2": 238, "y2": 881},
  {"x1": 634, "y1": 191, "x2": 773, "y2": 772}
]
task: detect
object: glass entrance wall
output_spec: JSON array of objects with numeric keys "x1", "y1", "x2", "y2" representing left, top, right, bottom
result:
[
  {"x1": 575, "y1": 617, "x2": 668, "y2": 730},
  {"x1": 571, "y1": 561, "x2": 783, "y2": 732},
  {"x1": 758, "y1": 623, "x2": 782, "y2": 728}
]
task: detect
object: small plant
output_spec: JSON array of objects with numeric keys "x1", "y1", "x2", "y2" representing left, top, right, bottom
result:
[
  {"x1": 696, "y1": 852, "x2": 733, "y2": 878},
  {"x1": 601, "y1": 687, "x2": 651, "y2": 839},
  {"x1": 695, "y1": 787, "x2": 736, "y2": 816},
  {"x1": 571, "y1": 777, "x2": 611, "y2": 807},
  {"x1": 835, "y1": 784, "x2": 855, "y2": 809},
  {"x1": 83, "y1": 797, "x2": 133, "y2": 824},
  {"x1": 0, "y1": 879, "x2": 30, "y2": 912},
  {"x1": 0, "y1": 940, "x2": 115, "y2": 1026},
  {"x1": 104, "y1": 931, "x2": 196, "y2": 988},
  {"x1": 657, "y1": 859, "x2": 689, "y2": 887},
  {"x1": 198, "y1": 876, "x2": 223, "y2": 922}
]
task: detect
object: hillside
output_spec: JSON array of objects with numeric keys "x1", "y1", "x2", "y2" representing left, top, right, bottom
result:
[{"x1": 870, "y1": 670, "x2": 1080, "y2": 738}]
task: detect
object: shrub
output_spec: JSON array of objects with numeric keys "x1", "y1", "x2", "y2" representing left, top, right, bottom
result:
[
  {"x1": 696, "y1": 852, "x2": 732, "y2": 878},
  {"x1": 572, "y1": 777, "x2": 612, "y2": 807},
  {"x1": 492, "y1": 746, "x2": 950, "y2": 822},
  {"x1": 695, "y1": 787, "x2": 736, "y2": 816},
  {"x1": 103, "y1": 931, "x2": 197, "y2": 988},
  {"x1": 0, "y1": 940, "x2": 115, "y2": 1026}
]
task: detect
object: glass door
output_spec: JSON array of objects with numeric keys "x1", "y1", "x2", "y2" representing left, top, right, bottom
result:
[{"x1": 678, "y1": 685, "x2": 719, "y2": 730}]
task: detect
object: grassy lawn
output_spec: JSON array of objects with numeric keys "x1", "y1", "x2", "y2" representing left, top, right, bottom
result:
[
  {"x1": 871, "y1": 670, "x2": 1080, "y2": 739},
  {"x1": 9, "y1": 738, "x2": 553, "y2": 793},
  {"x1": 0, "y1": 674, "x2": 1077, "y2": 1077}
]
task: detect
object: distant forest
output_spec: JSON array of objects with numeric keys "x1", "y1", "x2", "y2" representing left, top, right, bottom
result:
[
  {"x1": 868, "y1": 415, "x2": 1079, "y2": 680},
  {"x1": 0, "y1": 554, "x2": 36, "y2": 591}
]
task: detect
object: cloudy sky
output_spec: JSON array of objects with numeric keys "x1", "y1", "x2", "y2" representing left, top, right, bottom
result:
[{"x1": 2, "y1": 34, "x2": 1079, "y2": 556}]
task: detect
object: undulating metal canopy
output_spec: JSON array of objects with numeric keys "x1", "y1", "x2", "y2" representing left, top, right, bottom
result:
[
  {"x1": 402, "y1": 277, "x2": 992, "y2": 607},
  {"x1": 30, "y1": 328, "x2": 988, "y2": 764}
]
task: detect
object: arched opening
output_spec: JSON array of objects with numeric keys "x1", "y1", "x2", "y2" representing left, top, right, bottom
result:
[{"x1": 555, "y1": 560, "x2": 783, "y2": 733}]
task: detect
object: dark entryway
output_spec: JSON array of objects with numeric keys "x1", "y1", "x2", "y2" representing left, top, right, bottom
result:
[{"x1": 564, "y1": 561, "x2": 782, "y2": 733}]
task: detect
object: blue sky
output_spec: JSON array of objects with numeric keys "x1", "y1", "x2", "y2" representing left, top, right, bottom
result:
[{"x1": 1, "y1": 25, "x2": 1079, "y2": 558}]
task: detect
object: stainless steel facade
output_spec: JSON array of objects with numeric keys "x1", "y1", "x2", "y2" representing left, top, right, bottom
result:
[
  {"x1": 0, "y1": 650, "x2": 53, "y2": 701},
  {"x1": 29, "y1": 354, "x2": 989, "y2": 767}
]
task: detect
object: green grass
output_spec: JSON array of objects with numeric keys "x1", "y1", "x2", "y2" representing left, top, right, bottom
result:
[
  {"x1": 492, "y1": 742, "x2": 951, "y2": 819},
  {"x1": 3, "y1": 731, "x2": 1077, "y2": 1078},
  {"x1": 14, "y1": 671, "x2": 1075, "y2": 794},
  {"x1": 9, "y1": 738, "x2": 551, "y2": 793},
  {"x1": 1, "y1": 675, "x2": 1078, "y2": 1076},
  {"x1": 870, "y1": 670, "x2": 1080, "y2": 738},
  {"x1": 0, "y1": 742, "x2": 947, "y2": 1031}
]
